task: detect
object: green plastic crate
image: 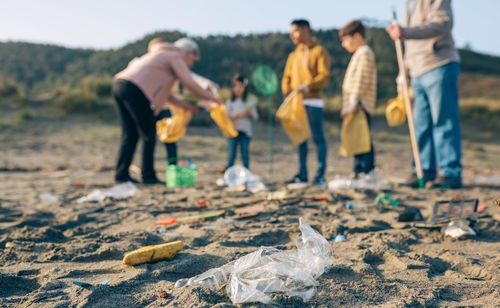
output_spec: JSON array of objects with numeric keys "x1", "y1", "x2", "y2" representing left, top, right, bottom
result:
[{"x1": 166, "y1": 162, "x2": 197, "y2": 187}]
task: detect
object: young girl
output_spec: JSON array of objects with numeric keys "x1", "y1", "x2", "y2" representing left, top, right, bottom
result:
[{"x1": 225, "y1": 74, "x2": 258, "y2": 170}]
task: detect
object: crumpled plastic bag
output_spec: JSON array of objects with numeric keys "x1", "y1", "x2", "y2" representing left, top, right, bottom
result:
[
  {"x1": 444, "y1": 219, "x2": 476, "y2": 238},
  {"x1": 77, "y1": 182, "x2": 140, "y2": 203},
  {"x1": 385, "y1": 87, "x2": 413, "y2": 127},
  {"x1": 328, "y1": 169, "x2": 390, "y2": 191},
  {"x1": 340, "y1": 109, "x2": 371, "y2": 157},
  {"x1": 276, "y1": 92, "x2": 311, "y2": 147},
  {"x1": 177, "y1": 218, "x2": 332, "y2": 304},
  {"x1": 40, "y1": 193, "x2": 60, "y2": 202},
  {"x1": 209, "y1": 104, "x2": 238, "y2": 138},
  {"x1": 156, "y1": 106, "x2": 192, "y2": 143}
]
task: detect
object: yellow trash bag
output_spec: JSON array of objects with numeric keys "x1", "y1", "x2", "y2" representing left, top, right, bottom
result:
[
  {"x1": 209, "y1": 104, "x2": 238, "y2": 138},
  {"x1": 156, "y1": 106, "x2": 192, "y2": 143},
  {"x1": 340, "y1": 109, "x2": 371, "y2": 157},
  {"x1": 276, "y1": 91, "x2": 311, "y2": 146},
  {"x1": 385, "y1": 87, "x2": 413, "y2": 127}
]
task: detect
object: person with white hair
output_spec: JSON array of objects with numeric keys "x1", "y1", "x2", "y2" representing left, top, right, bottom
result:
[{"x1": 113, "y1": 37, "x2": 223, "y2": 184}]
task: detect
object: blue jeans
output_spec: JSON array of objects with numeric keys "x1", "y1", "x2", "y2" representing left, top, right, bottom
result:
[
  {"x1": 412, "y1": 62, "x2": 462, "y2": 180},
  {"x1": 298, "y1": 106, "x2": 327, "y2": 180},
  {"x1": 227, "y1": 131, "x2": 250, "y2": 169}
]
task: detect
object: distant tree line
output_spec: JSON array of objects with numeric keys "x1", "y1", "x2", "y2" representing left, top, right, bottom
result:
[{"x1": 1, "y1": 27, "x2": 500, "y2": 102}]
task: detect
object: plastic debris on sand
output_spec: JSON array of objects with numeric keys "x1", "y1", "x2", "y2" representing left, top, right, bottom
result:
[
  {"x1": 176, "y1": 218, "x2": 332, "y2": 304},
  {"x1": 77, "y1": 182, "x2": 140, "y2": 203}
]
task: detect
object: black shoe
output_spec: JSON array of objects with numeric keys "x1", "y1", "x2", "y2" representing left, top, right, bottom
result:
[
  {"x1": 404, "y1": 173, "x2": 433, "y2": 188},
  {"x1": 284, "y1": 174, "x2": 308, "y2": 185},
  {"x1": 430, "y1": 176, "x2": 462, "y2": 189},
  {"x1": 285, "y1": 174, "x2": 308, "y2": 189},
  {"x1": 115, "y1": 175, "x2": 140, "y2": 184},
  {"x1": 142, "y1": 177, "x2": 165, "y2": 185}
]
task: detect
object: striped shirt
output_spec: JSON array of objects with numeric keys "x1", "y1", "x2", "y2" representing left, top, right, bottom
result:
[{"x1": 342, "y1": 45, "x2": 377, "y2": 115}]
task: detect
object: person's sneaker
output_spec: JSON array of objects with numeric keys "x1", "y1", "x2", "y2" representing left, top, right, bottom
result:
[
  {"x1": 313, "y1": 177, "x2": 327, "y2": 187},
  {"x1": 142, "y1": 177, "x2": 165, "y2": 185},
  {"x1": 285, "y1": 175, "x2": 308, "y2": 189},
  {"x1": 430, "y1": 176, "x2": 462, "y2": 189},
  {"x1": 115, "y1": 175, "x2": 140, "y2": 184},
  {"x1": 404, "y1": 173, "x2": 433, "y2": 188}
]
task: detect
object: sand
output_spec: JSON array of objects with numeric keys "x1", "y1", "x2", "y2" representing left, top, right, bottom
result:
[{"x1": 1, "y1": 116, "x2": 499, "y2": 307}]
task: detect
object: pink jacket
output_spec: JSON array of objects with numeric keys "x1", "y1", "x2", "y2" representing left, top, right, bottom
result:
[{"x1": 115, "y1": 43, "x2": 214, "y2": 114}]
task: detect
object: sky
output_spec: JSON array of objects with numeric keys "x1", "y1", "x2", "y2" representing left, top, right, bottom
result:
[{"x1": 0, "y1": 0, "x2": 498, "y2": 56}]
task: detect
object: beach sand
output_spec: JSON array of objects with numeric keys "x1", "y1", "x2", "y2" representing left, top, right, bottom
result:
[{"x1": 1, "y1": 116, "x2": 499, "y2": 307}]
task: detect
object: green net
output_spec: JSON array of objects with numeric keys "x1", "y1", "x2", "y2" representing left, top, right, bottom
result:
[{"x1": 251, "y1": 65, "x2": 278, "y2": 96}]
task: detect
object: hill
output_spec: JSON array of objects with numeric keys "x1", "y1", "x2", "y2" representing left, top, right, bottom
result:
[{"x1": 1, "y1": 28, "x2": 500, "y2": 100}]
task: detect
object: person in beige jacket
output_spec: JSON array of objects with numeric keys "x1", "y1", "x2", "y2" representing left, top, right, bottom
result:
[
  {"x1": 113, "y1": 38, "x2": 223, "y2": 184},
  {"x1": 386, "y1": 0, "x2": 462, "y2": 189}
]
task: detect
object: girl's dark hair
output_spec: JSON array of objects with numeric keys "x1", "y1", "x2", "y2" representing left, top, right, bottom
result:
[{"x1": 231, "y1": 74, "x2": 249, "y2": 101}]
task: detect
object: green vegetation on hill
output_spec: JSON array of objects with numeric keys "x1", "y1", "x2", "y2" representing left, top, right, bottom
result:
[{"x1": 1, "y1": 28, "x2": 499, "y2": 103}]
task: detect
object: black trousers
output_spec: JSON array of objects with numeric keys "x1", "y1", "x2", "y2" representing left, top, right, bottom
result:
[
  {"x1": 113, "y1": 79, "x2": 156, "y2": 180},
  {"x1": 155, "y1": 110, "x2": 178, "y2": 165},
  {"x1": 353, "y1": 109, "x2": 375, "y2": 175}
]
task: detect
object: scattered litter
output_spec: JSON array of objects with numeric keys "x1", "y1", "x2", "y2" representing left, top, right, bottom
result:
[
  {"x1": 444, "y1": 220, "x2": 476, "y2": 238},
  {"x1": 72, "y1": 280, "x2": 110, "y2": 288},
  {"x1": 123, "y1": 240, "x2": 184, "y2": 266},
  {"x1": 166, "y1": 160, "x2": 198, "y2": 188},
  {"x1": 334, "y1": 235, "x2": 346, "y2": 242},
  {"x1": 158, "y1": 290, "x2": 168, "y2": 299},
  {"x1": 74, "y1": 181, "x2": 84, "y2": 188},
  {"x1": 156, "y1": 210, "x2": 225, "y2": 225},
  {"x1": 177, "y1": 218, "x2": 332, "y2": 304},
  {"x1": 72, "y1": 281, "x2": 92, "y2": 287},
  {"x1": 346, "y1": 203, "x2": 371, "y2": 210},
  {"x1": 40, "y1": 193, "x2": 60, "y2": 202},
  {"x1": 77, "y1": 182, "x2": 140, "y2": 203},
  {"x1": 224, "y1": 165, "x2": 267, "y2": 192},
  {"x1": 477, "y1": 203, "x2": 486, "y2": 213},
  {"x1": 224, "y1": 165, "x2": 250, "y2": 188},
  {"x1": 475, "y1": 175, "x2": 500, "y2": 185},
  {"x1": 310, "y1": 196, "x2": 332, "y2": 202},
  {"x1": 197, "y1": 200, "x2": 210, "y2": 206},
  {"x1": 430, "y1": 199, "x2": 479, "y2": 224},
  {"x1": 328, "y1": 169, "x2": 390, "y2": 192},
  {"x1": 175, "y1": 279, "x2": 188, "y2": 288},
  {"x1": 216, "y1": 178, "x2": 225, "y2": 187},
  {"x1": 375, "y1": 193, "x2": 399, "y2": 207},
  {"x1": 267, "y1": 190, "x2": 287, "y2": 200},
  {"x1": 398, "y1": 207, "x2": 423, "y2": 222},
  {"x1": 246, "y1": 175, "x2": 268, "y2": 193},
  {"x1": 153, "y1": 229, "x2": 176, "y2": 237},
  {"x1": 414, "y1": 199, "x2": 480, "y2": 229}
]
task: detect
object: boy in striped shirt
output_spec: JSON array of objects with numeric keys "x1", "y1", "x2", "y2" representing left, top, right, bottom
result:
[{"x1": 339, "y1": 20, "x2": 377, "y2": 179}]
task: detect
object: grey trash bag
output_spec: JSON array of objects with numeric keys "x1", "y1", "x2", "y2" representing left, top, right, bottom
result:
[{"x1": 178, "y1": 218, "x2": 332, "y2": 304}]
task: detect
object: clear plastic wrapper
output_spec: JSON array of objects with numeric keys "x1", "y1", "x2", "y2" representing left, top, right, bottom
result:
[
  {"x1": 77, "y1": 182, "x2": 140, "y2": 203},
  {"x1": 328, "y1": 169, "x2": 390, "y2": 191},
  {"x1": 177, "y1": 218, "x2": 332, "y2": 304}
]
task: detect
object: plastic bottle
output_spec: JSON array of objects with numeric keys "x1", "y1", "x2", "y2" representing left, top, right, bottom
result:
[
  {"x1": 224, "y1": 165, "x2": 250, "y2": 188},
  {"x1": 345, "y1": 203, "x2": 372, "y2": 210}
]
